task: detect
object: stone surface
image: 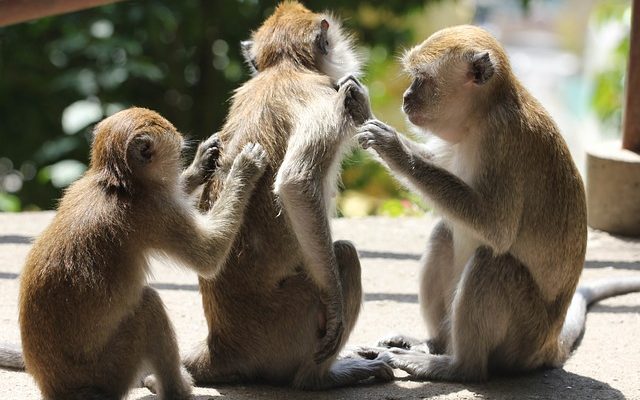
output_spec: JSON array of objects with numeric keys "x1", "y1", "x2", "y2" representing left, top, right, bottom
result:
[
  {"x1": 586, "y1": 140, "x2": 640, "y2": 236},
  {"x1": 0, "y1": 212, "x2": 639, "y2": 399}
]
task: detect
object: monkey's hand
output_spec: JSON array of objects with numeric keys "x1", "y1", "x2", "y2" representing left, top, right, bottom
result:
[
  {"x1": 338, "y1": 75, "x2": 372, "y2": 126},
  {"x1": 181, "y1": 134, "x2": 221, "y2": 194},
  {"x1": 315, "y1": 289, "x2": 345, "y2": 363},
  {"x1": 228, "y1": 142, "x2": 267, "y2": 184},
  {"x1": 194, "y1": 134, "x2": 221, "y2": 180},
  {"x1": 355, "y1": 119, "x2": 401, "y2": 153}
]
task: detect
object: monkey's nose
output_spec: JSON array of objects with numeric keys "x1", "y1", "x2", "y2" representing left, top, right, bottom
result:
[{"x1": 402, "y1": 91, "x2": 413, "y2": 112}]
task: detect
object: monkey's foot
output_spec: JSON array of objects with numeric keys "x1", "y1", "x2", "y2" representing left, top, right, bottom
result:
[
  {"x1": 142, "y1": 374, "x2": 159, "y2": 394},
  {"x1": 382, "y1": 352, "x2": 478, "y2": 382},
  {"x1": 377, "y1": 333, "x2": 421, "y2": 350},
  {"x1": 353, "y1": 345, "x2": 414, "y2": 360},
  {"x1": 143, "y1": 373, "x2": 193, "y2": 400}
]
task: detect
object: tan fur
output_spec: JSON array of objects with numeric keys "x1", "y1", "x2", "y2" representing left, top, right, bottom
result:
[
  {"x1": 18, "y1": 107, "x2": 266, "y2": 399},
  {"x1": 353, "y1": 25, "x2": 588, "y2": 381},
  {"x1": 185, "y1": 1, "x2": 392, "y2": 389}
]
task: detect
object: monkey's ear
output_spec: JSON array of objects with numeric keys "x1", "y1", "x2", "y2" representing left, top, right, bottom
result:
[
  {"x1": 470, "y1": 51, "x2": 495, "y2": 85},
  {"x1": 128, "y1": 134, "x2": 155, "y2": 166},
  {"x1": 241, "y1": 40, "x2": 258, "y2": 74},
  {"x1": 315, "y1": 19, "x2": 330, "y2": 56}
]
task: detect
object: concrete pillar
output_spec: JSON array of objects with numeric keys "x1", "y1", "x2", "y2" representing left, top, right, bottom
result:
[{"x1": 587, "y1": 141, "x2": 640, "y2": 236}]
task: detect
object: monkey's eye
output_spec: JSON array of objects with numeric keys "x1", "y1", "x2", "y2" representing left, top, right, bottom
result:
[{"x1": 411, "y1": 77, "x2": 425, "y2": 92}]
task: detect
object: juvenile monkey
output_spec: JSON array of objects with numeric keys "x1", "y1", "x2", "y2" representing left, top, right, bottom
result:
[
  {"x1": 350, "y1": 25, "x2": 640, "y2": 381},
  {"x1": 183, "y1": 1, "x2": 391, "y2": 390},
  {"x1": 4, "y1": 107, "x2": 266, "y2": 399}
]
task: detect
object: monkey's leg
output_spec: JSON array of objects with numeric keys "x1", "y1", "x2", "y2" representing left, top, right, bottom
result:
[
  {"x1": 419, "y1": 220, "x2": 456, "y2": 354},
  {"x1": 293, "y1": 240, "x2": 394, "y2": 389},
  {"x1": 137, "y1": 287, "x2": 192, "y2": 400},
  {"x1": 375, "y1": 221, "x2": 453, "y2": 355},
  {"x1": 387, "y1": 247, "x2": 511, "y2": 382}
]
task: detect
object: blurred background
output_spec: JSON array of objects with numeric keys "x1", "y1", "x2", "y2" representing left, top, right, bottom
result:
[{"x1": 0, "y1": 0, "x2": 632, "y2": 215}]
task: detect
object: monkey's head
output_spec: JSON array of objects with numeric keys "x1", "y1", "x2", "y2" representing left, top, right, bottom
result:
[
  {"x1": 241, "y1": 1, "x2": 360, "y2": 82},
  {"x1": 401, "y1": 25, "x2": 511, "y2": 143},
  {"x1": 90, "y1": 107, "x2": 183, "y2": 192}
]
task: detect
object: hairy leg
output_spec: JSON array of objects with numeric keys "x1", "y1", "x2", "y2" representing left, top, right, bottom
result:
[
  {"x1": 376, "y1": 220, "x2": 453, "y2": 355},
  {"x1": 419, "y1": 221, "x2": 455, "y2": 354},
  {"x1": 136, "y1": 287, "x2": 192, "y2": 400},
  {"x1": 386, "y1": 247, "x2": 512, "y2": 382},
  {"x1": 294, "y1": 240, "x2": 393, "y2": 389}
]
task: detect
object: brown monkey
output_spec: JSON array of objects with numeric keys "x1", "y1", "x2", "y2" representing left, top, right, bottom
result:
[
  {"x1": 350, "y1": 25, "x2": 640, "y2": 381},
  {"x1": 11, "y1": 107, "x2": 266, "y2": 399},
  {"x1": 182, "y1": 1, "x2": 392, "y2": 390}
]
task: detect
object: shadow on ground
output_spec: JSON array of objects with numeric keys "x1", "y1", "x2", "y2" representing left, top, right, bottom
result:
[
  {"x1": 585, "y1": 260, "x2": 640, "y2": 270},
  {"x1": 0, "y1": 235, "x2": 32, "y2": 244},
  {"x1": 134, "y1": 368, "x2": 623, "y2": 399}
]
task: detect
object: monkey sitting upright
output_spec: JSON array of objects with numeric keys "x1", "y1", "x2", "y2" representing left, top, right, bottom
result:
[
  {"x1": 349, "y1": 25, "x2": 640, "y2": 381},
  {"x1": 182, "y1": 1, "x2": 392, "y2": 390},
  {"x1": 12, "y1": 107, "x2": 266, "y2": 399}
]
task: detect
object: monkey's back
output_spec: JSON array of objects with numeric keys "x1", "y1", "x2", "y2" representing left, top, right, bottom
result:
[
  {"x1": 514, "y1": 90, "x2": 586, "y2": 286},
  {"x1": 198, "y1": 67, "x2": 337, "y2": 361},
  {"x1": 18, "y1": 176, "x2": 146, "y2": 392}
]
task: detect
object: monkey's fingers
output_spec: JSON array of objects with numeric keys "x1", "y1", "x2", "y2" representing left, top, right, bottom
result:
[
  {"x1": 353, "y1": 346, "x2": 383, "y2": 359},
  {"x1": 243, "y1": 142, "x2": 268, "y2": 171},
  {"x1": 196, "y1": 135, "x2": 222, "y2": 169},
  {"x1": 377, "y1": 333, "x2": 420, "y2": 350},
  {"x1": 202, "y1": 132, "x2": 221, "y2": 150},
  {"x1": 373, "y1": 358, "x2": 396, "y2": 381},
  {"x1": 337, "y1": 74, "x2": 363, "y2": 89},
  {"x1": 359, "y1": 120, "x2": 394, "y2": 136},
  {"x1": 203, "y1": 147, "x2": 220, "y2": 171},
  {"x1": 355, "y1": 132, "x2": 375, "y2": 149}
]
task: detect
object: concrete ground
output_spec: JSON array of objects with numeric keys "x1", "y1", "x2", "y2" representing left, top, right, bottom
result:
[{"x1": 0, "y1": 212, "x2": 638, "y2": 399}]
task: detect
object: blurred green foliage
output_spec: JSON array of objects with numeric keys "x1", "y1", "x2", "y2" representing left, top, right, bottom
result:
[
  {"x1": 0, "y1": 0, "x2": 435, "y2": 213},
  {"x1": 590, "y1": 1, "x2": 630, "y2": 134}
]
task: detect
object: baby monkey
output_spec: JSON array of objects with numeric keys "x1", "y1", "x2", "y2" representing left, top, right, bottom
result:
[{"x1": 17, "y1": 107, "x2": 266, "y2": 399}]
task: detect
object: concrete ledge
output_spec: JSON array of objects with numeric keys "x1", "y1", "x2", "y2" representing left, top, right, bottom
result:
[{"x1": 1, "y1": 212, "x2": 639, "y2": 399}]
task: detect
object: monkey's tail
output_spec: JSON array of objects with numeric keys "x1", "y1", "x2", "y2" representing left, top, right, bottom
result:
[
  {"x1": 558, "y1": 276, "x2": 640, "y2": 362},
  {"x1": 0, "y1": 342, "x2": 25, "y2": 370}
]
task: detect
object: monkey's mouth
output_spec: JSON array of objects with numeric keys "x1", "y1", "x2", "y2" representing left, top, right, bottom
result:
[{"x1": 403, "y1": 107, "x2": 427, "y2": 126}]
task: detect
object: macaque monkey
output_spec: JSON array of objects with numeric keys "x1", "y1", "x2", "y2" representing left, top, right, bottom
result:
[
  {"x1": 183, "y1": 1, "x2": 392, "y2": 390},
  {"x1": 3, "y1": 107, "x2": 266, "y2": 399},
  {"x1": 349, "y1": 25, "x2": 640, "y2": 381}
]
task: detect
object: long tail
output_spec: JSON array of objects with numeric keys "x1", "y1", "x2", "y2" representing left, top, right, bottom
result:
[
  {"x1": 0, "y1": 342, "x2": 25, "y2": 370},
  {"x1": 558, "y1": 276, "x2": 640, "y2": 361}
]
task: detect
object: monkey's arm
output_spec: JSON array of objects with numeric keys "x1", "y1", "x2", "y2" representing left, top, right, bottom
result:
[
  {"x1": 180, "y1": 135, "x2": 220, "y2": 195},
  {"x1": 164, "y1": 144, "x2": 266, "y2": 278},
  {"x1": 358, "y1": 120, "x2": 522, "y2": 253},
  {"x1": 274, "y1": 149, "x2": 345, "y2": 363},
  {"x1": 273, "y1": 104, "x2": 350, "y2": 363}
]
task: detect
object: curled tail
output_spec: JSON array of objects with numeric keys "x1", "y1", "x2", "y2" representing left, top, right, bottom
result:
[
  {"x1": 0, "y1": 342, "x2": 25, "y2": 370},
  {"x1": 558, "y1": 276, "x2": 640, "y2": 362}
]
